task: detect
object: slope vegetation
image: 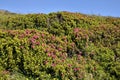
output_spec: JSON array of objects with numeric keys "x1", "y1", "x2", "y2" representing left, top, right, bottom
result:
[{"x1": 0, "y1": 11, "x2": 120, "y2": 80}]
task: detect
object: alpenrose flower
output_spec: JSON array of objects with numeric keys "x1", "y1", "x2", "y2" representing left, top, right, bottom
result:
[
  {"x1": 30, "y1": 38, "x2": 36, "y2": 44},
  {"x1": 73, "y1": 28, "x2": 79, "y2": 33},
  {"x1": 25, "y1": 29, "x2": 31, "y2": 34},
  {"x1": 51, "y1": 63, "x2": 56, "y2": 67},
  {"x1": 74, "y1": 67, "x2": 80, "y2": 72},
  {"x1": 32, "y1": 35, "x2": 39, "y2": 39}
]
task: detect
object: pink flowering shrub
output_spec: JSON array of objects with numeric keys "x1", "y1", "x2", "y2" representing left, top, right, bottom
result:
[
  {"x1": 0, "y1": 11, "x2": 120, "y2": 80},
  {"x1": 0, "y1": 29, "x2": 86, "y2": 79}
]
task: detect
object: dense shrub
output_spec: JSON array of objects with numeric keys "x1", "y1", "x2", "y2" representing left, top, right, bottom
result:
[
  {"x1": 0, "y1": 11, "x2": 120, "y2": 80},
  {"x1": 0, "y1": 29, "x2": 87, "y2": 79}
]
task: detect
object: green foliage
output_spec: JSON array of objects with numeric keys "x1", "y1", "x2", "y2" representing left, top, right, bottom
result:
[
  {"x1": 0, "y1": 11, "x2": 120, "y2": 80},
  {"x1": 0, "y1": 29, "x2": 86, "y2": 79}
]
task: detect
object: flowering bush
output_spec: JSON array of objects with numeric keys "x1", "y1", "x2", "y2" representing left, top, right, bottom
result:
[
  {"x1": 0, "y1": 29, "x2": 87, "y2": 79},
  {"x1": 0, "y1": 11, "x2": 120, "y2": 80}
]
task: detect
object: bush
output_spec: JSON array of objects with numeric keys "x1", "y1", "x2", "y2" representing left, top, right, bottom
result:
[{"x1": 0, "y1": 11, "x2": 120, "y2": 80}]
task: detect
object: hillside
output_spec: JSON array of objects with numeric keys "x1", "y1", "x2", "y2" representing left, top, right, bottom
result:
[{"x1": 0, "y1": 11, "x2": 120, "y2": 80}]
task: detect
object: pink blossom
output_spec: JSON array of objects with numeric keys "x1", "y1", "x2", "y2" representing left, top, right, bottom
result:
[
  {"x1": 25, "y1": 29, "x2": 31, "y2": 34},
  {"x1": 42, "y1": 43, "x2": 45, "y2": 47},
  {"x1": 52, "y1": 55, "x2": 56, "y2": 59},
  {"x1": 33, "y1": 35, "x2": 39, "y2": 39},
  {"x1": 58, "y1": 47, "x2": 62, "y2": 51},
  {"x1": 51, "y1": 63, "x2": 56, "y2": 67},
  {"x1": 41, "y1": 33, "x2": 45, "y2": 37},
  {"x1": 30, "y1": 38, "x2": 36, "y2": 44},
  {"x1": 51, "y1": 44, "x2": 55, "y2": 49},
  {"x1": 47, "y1": 53, "x2": 51, "y2": 57},
  {"x1": 74, "y1": 68, "x2": 79, "y2": 72},
  {"x1": 73, "y1": 28, "x2": 79, "y2": 33},
  {"x1": 19, "y1": 34, "x2": 25, "y2": 38},
  {"x1": 68, "y1": 64, "x2": 72, "y2": 67},
  {"x1": 36, "y1": 41, "x2": 40, "y2": 45},
  {"x1": 31, "y1": 45, "x2": 35, "y2": 49}
]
